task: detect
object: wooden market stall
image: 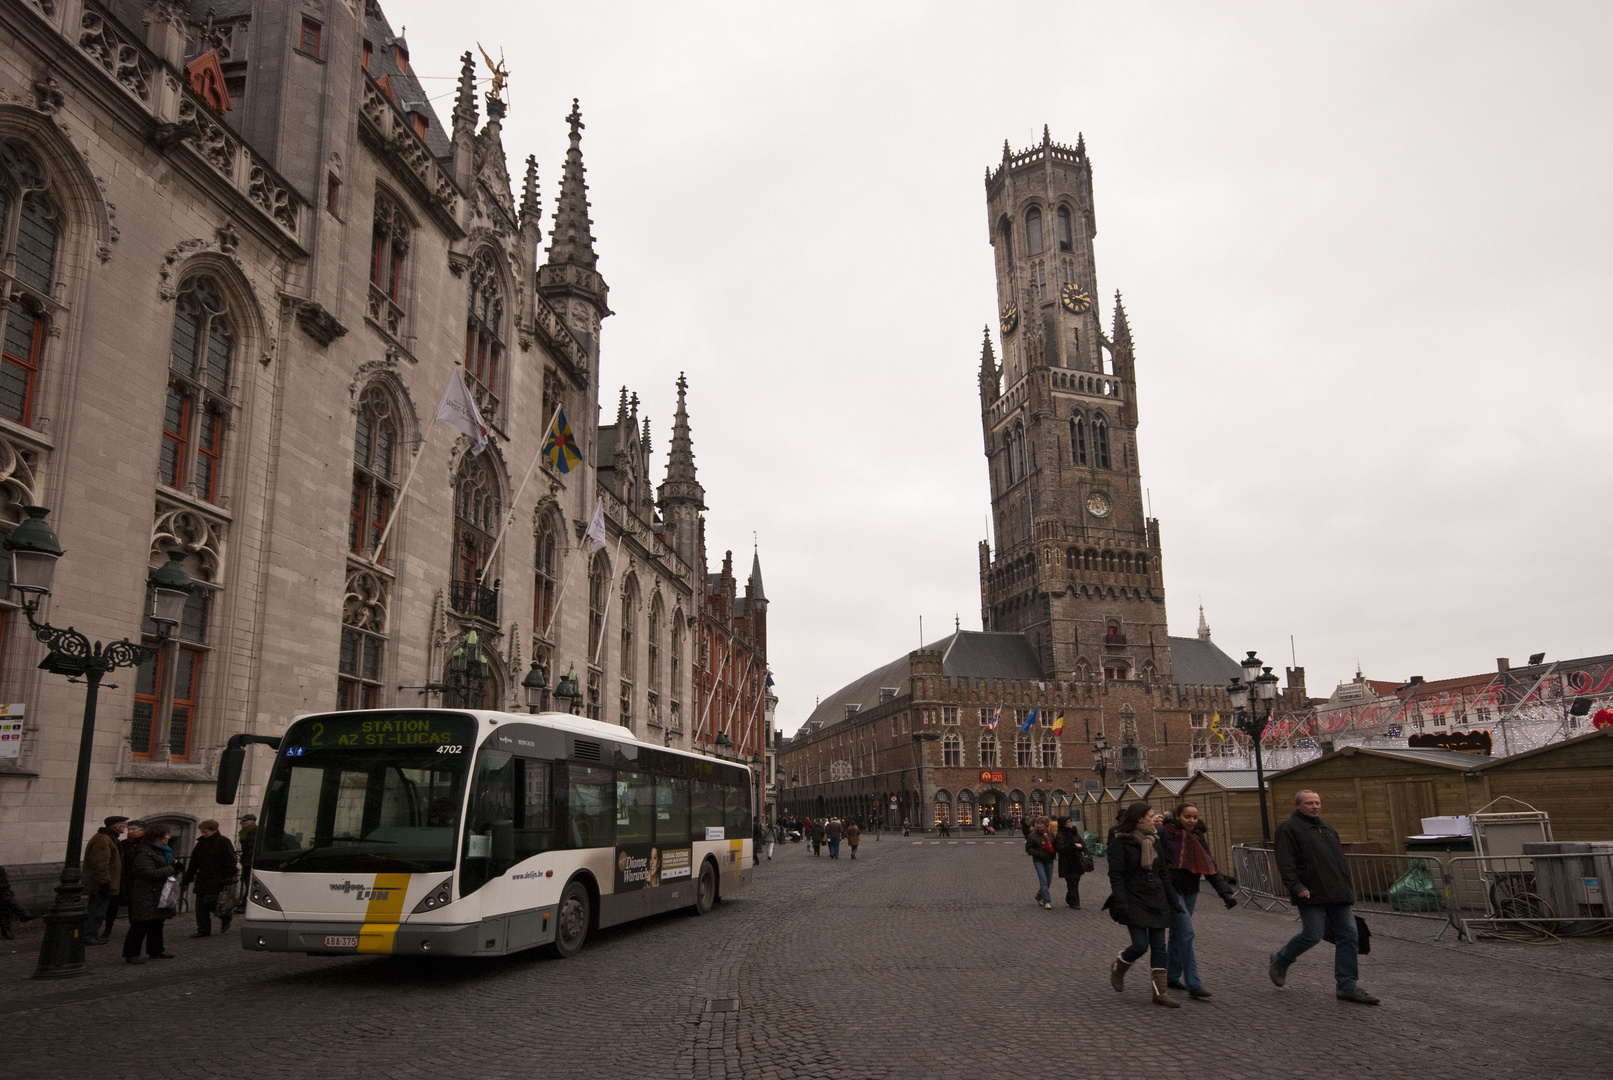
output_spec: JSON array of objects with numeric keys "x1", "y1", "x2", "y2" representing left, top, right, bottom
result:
[
  {"x1": 1265, "y1": 747, "x2": 1491, "y2": 853},
  {"x1": 1475, "y1": 727, "x2": 1613, "y2": 840}
]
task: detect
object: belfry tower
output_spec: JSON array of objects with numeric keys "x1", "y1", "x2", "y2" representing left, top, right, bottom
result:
[{"x1": 977, "y1": 127, "x2": 1171, "y2": 683}]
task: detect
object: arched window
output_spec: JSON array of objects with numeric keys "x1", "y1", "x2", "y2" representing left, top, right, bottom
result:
[
  {"x1": 1137, "y1": 553, "x2": 1149, "y2": 575},
  {"x1": 1016, "y1": 734, "x2": 1033, "y2": 767},
  {"x1": 162, "y1": 277, "x2": 235, "y2": 504},
  {"x1": 534, "y1": 520, "x2": 558, "y2": 638},
  {"x1": 933, "y1": 790, "x2": 952, "y2": 826},
  {"x1": 1085, "y1": 548, "x2": 1097, "y2": 570},
  {"x1": 1025, "y1": 206, "x2": 1044, "y2": 256},
  {"x1": 1121, "y1": 552, "x2": 1132, "y2": 574},
  {"x1": 465, "y1": 249, "x2": 504, "y2": 408},
  {"x1": 1, "y1": 141, "x2": 58, "y2": 427},
  {"x1": 1102, "y1": 550, "x2": 1115, "y2": 572},
  {"x1": 998, "y1": 216, "x2": 1014, "y2": 263},
  {"x1": 450, "y1": 453, "x2": 499, "y2": 620},
  {"x1": 1030, "y1": 790, "x2": 1046, "y2": 820},
  {"x1": 369, "y1": 191, "x2": 410, "y2": 334},
  {"x1": 588, "y1": 552, "x2": 609, "y2": 664},
  {"x1": 943, "y1": 732, "x2": 962, "y2": 767},
  {"x1": 647, "y1": 595, "x2": 663, "y2": 725},
  {"x1": 670, "y1": 610, "x2": 684, "y2": 731},
  {"x1": 956, "y1": 788, "x2": 976, "y2": 826},
  {"x1": 1041, "y1": 734, "x2": 1058, "y2": 769},
  {"x1": 1056, "y1": 205, "x2": 1073, "y2": 251},
  {"x1": 1003, "y1": 428, "x2": 1016, "y2": 483},
  {"x1": 619, "y1": 577, "x2": 638, "y2": 726},
  {"x1": 1070, "y1": 413, "x2": 1087, "y2": 465},
  {"x1": 350, "y1": 386, "x2": 397, "y2": 562},
  {"x1": 1094, "y1": 414, "x2": 1111, "y2": 468},
  {"x1": 339, "y1": 568, "x2": 389, "y2": 710},
  {"x1": 979, "y1": 735, "x2": 999, "y2": 768}
]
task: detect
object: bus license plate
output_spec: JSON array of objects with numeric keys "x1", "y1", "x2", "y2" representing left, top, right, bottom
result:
[{"x1": 324, "y1": 935, "x2": 358, "y2": 948}]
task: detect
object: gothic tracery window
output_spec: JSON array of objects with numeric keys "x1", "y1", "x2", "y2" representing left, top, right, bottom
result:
[
  {"x1": 339, "y1": 569, "x2": 389, "y2": 709},
  {"x1": 1025, "y1": 206, "x2": 1044, "y2": 256},
  {"x1": 670, "y1": 611, "x2": 684, "y2": 730},
  {"x1": 1070, "y1": 413, "x2": 1087, "y2": 466},
  {"x1": 647, "y1": 595, "x2": 663, "y2": 723},
  {"x1": 1041, "y1": 734, "x2": 1058, "y2": 769},
  {"x1": 1, "y1": 141, "x2": 58, "y2": 427},
  {"x1": 465, "y1": 249, "x2": 503, "y2": 409},
  {"x1": 534, "y1": 520, "x2": 558, "y2": 639},
  {"x1": 350, "y1": 386, "x2": 397, "y2": 561},
  {"x1": 369, "y1": 191, "x2": 410, "y2": 334},
  {"x1": 451, "y1": 453, "x2": 499, "y2": 619},
  {"x1": 943, "y1": 733, "x2": 962, "y2": 767},
  {"x1": 161, "y1": 277, "x2": 235, "y2": 503},
  {"x1": 979, "y1": 735, "x2": 999, "y2": 768},
  {"x1": 619, "y1": 577, "x2": 638, "y2": 726},
  {"x1": 1016, "y1": 734, "x2": 1033, "y2": 767},
  {"x1": 1056, "y1": 205, "x2": 1073, "y2": 251},
  {"x1": 1093, "y1": 413, "x2": 1111, "y2": 469}
]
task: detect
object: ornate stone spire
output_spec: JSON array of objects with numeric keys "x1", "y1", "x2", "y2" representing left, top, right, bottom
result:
[
  {"x1": 1197, "y1": 604, "x2": 1211, "y2": 642},
  {"x1": 452, "y1": 51, "x2": 478, "y2": 135},
  {"x1": 616, "y1": 385, "x2": 629, "y2": 425},
  {"x1": 520, "y1": 154, "x2": 540, "y2": 231},
  {"x1": 659, "y1": 373, "x2": 705, "y2": 505},
  {"x1": 978, "y1": 325, "x2": 999, "y2": 403},
  {"x1": 748, "y1": 547, "x2": 766, "y2": 603},
  {"x1": 1042, "y1": 123, "x2": 1051, "y2": 146},
  {"x1": 641, "y1": 415, "x2": 651, "y2": 457},
  {"x1": 546, "y1": 99, "x2": 597, "y2": 270},
  {"x1": 1112, "y1": 291, "x2": 1132, "y2": 351}
]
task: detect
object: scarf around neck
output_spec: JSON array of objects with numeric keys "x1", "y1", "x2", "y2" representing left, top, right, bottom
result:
[
  {"x1": 1164, "y1": 820, "x2": 1218, "y2": 876},
  {"x1": 1130, "y1": 824, "x2": 1158, "y2": 868}
]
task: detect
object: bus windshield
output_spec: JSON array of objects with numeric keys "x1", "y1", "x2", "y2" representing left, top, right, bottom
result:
[{"x1": 254, "y1": 711, "x2": 475, "y2": 874}]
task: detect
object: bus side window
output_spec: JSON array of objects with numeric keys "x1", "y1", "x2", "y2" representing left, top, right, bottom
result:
[
  {"x1": 723, "y1": 770, "x2": 749, "y2": 835},
  {"x1": 514, "y1": 758, "x2": 558, "y2": 860},
  {"x1": 566, "y1": 763, "x2": 615, "y2": 849},
  {"x1": 462, "y1": 749, "x2": 516, "y2": 896},
  {"x1": 656, "y1": 775, "x2": 690, "y2": 847},
  {"x1": 616, "y1": 771, "x2": 655, "y2": 846},
  {"x1": 691, "y1": 779, "x2": 724, "y2": 841}
]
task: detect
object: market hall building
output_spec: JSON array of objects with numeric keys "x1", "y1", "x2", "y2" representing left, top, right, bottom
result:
[{"x1": 778, "y1": 129, "x2": 1305, "y2": 828}]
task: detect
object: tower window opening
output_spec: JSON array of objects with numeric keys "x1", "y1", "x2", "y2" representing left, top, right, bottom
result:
[
  {"x1": 998, "y1": 216, "x2": 1014, "y2": 263},
  {"x1": 1025, "y1": 207, "x2": 1044, "y2": 256},
  {"x1": 1094, "y1": 415, "x2": 1111, "y2": 469},
  {"x1": 1057, "y1": 206, "x2": 1073, "y2": 251},
  {"x1": 1070, "y1": 414, "x2": 1086, "y2": 466}
]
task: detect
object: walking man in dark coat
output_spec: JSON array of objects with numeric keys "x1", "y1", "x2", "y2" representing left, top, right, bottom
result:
[
  {"x1": 1269, "y1": 790, "x2": 1379, "y2": 1004},
  {"x1": 81, "y1": 815, "x2": 128, "y2": 944},
  {"x1": 182, "y1": 818, "x2": 238, "y2": 937}
]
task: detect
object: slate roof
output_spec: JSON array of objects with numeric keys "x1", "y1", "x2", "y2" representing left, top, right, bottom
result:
[
  {"x1": 1183, "y1": 769, "x2": 1263, "y2": 792},
  {"x1": 1168, "y1": 636, "x2": 1242, "y2": 688},
  {"x1": 799, "y1": 631, "x2": 1045, "y2": 733}
]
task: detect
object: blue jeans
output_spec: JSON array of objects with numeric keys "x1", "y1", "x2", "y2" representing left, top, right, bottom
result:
[
  {"x1": 1275, "y1": 902, "x2": 1359, "y2": 990},
  {"x1": 1168, "y1": 891, "x2": 1199, "y2": 988},
  {"x1": 828, "y1": 838, "x2": 840, "y2": 859},
  {"x1": 1122, "y1": 925, "x2": 1168, "y2": 968},
  {"x1": 1033, "y1": 860, "x2": 1054, "y2": 904}
]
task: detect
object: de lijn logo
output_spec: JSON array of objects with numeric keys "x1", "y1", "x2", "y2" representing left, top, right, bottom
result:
[{"x1": 328, "y1": 880, "x2": 398, "y2": 901}]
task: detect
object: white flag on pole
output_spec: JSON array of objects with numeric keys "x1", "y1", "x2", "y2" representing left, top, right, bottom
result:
[
  {"x1": 435, "y1": 370, "x2": 488, "y2": 455},
  {"x1": 584, "y1": 503, "x2": 607, "y2": 553}
]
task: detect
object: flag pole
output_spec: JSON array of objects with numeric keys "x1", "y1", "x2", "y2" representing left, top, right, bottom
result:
[
  {"x1": 372, "y1": 417, "x2": 436, "y2": 565},
  {"x1": 591, "y1": 532, "x2": 625, "y2": 667},
  {"x1": 541, "y1": 533, "x2": 585, "y2": 639},
  {"x1": 479, "y1": 403, "x2": 563, "y2": 581}
]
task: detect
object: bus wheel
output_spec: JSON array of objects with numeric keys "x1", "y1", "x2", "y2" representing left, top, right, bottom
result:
[
  {"x1": 691, "y1": 860, "x2": 717, "y2": 916},
  {"x1": 553, "y1": 881, "x2": 590, "y2": 958}
]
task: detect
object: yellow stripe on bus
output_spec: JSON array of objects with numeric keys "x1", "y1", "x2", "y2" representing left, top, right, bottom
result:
[{"x1": 355, "y1": 873, "x2": 411, "y2": 954}]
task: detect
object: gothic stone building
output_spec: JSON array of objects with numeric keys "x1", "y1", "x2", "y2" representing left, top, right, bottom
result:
[
  {"x1": 779, "y1": 129, "x2": 1302, "y2": 829},
  {"x1": 0, "y1": 0, "x2": 768, "y2": 886}
]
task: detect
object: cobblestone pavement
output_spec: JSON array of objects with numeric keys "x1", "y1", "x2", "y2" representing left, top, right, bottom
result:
[{"x1": 4, "y1": 835, "x2": 1610, "y2": 1079}]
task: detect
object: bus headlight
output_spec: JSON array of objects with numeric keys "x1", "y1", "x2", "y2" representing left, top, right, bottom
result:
[
  {"x1": 411, "y1": 878, "x2": 453, "y2": 913},
  {"x1": 249, "y1": 876, "x2": 281, "y2": 911}
]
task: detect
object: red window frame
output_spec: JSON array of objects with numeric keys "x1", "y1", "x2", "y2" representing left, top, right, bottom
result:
[
  {"x1": 465, "y1": 326, "x2": 499, "y2": 393},
  {"x1": 1, "y1": 302, "x2": 44, "y2": 427},
  {"x1": 195, "y1": 406, "x2": 223, "y2": 502},
  {"x1": 299, "y1": 19, "x2": 322, "y2": 57},
  {"x1": 411, "y1": 113, "x2": 429, "y2": 140},
  {"x1": 131, "y1": 646, "x2": 202, "y2": 760},
  {"x1": 160, "y1": 383, "x2": 191, "y2": 490},
  {"x1": 362, "y1": 40, "x2": 373, "y2": 70}
]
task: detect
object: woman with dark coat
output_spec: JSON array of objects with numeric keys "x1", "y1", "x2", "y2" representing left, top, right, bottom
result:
[
  {"x1": 122, "y1": 824, "x2": 180, "y2": 964},
  {"x1": 1159, "y1": 802, "x2": 1238, "y2": 1000},
  {"x1": 1103, "y1": 802, "x2": 1183, "y2": 1007},
  {"x1": 1053, "y1": 816, "x2": 1087, "y2": 908}
]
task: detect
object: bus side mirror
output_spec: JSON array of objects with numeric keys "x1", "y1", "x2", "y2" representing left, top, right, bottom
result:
[
  {"x1": 216, "y1": 744, "x2": 246, "y2": 805},
  {"x1": 491, "y1": 820, "x2": 515, "y2": 863}
]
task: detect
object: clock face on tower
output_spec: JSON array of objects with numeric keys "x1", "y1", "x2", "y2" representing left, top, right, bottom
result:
[
  {"x1": 999, "y1": 300, "x2": 1018, "y2": 336},
  {"x1": 1061, "y1": 283, "x2": 1092, "y2": 314},
  {"x1": 1085, "y1": 491, "x2": 1112, "y2": 519}
]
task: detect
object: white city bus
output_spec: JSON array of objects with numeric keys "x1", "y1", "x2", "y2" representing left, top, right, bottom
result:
[{"x1": 231, "y1": 708, "x2": 753, "y2": 958}]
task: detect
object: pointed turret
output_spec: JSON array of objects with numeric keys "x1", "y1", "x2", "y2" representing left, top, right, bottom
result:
[
  {"x1": 450, "y1": 50, "x2": 477, "y2": 192},
  {"x1": 748, "y1": 547, "x2": 767, "y2": 603},
  {"x1": 658, "y1": 372, "x2": 706, "y2": 571},
  {"x1": 743, "y1": 544, "x2": 768, "y2": 655},
  {"x1": 538, "y1": 98, "x2": 610, "y2": 340},
  {"x1": 1042, "y1": 123, "x2": 1051, "y2": 146},
  {"x1": 1112, "y1": 291, "x2": 1132, "y2": 352},
  {"x1": 547, "y1": 99, "x2": 598, "y2": 270},
  {"x1": 978, "y1": 326, "x2": 999, "y2": 404},
  {"x1": 1197, "y1": 604, "x2": 1211, "y2": 643},
  {"x1": 616, "y1": 385, "x2": 630, "y2": 425},
  {"x1": 519, "y1": 155, "x2": 541, "y2": 232}
]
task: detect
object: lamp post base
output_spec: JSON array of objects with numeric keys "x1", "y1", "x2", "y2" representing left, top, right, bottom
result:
[{"x1": 33, "y1": 870, "x2": 89, "y2": 980}]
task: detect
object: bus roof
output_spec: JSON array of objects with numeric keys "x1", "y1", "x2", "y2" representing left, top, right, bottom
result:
[{"x1": 288, "y1": 707, "x2": 751, "y2": 774}]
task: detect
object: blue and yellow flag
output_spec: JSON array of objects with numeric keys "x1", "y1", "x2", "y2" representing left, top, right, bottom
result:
[
  {"x1": 1020, "y1": 707, "x2": 1038, "y2": 734},
  {"x1": 543, "y1": 407, "x2": 582, "y2": 474}
]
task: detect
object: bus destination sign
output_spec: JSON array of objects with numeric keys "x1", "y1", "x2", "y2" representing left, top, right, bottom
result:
[{"x1": 288, "y1": 713, "x2": 472, "y2": 752}]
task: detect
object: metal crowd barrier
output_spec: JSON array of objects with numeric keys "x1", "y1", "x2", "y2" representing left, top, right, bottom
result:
[{"x1": 1229, "y1": 844, "x2": 1613, "y2": 942}]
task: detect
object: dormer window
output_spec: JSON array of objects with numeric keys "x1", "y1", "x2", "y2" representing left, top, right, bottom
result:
[
  {"x1": 393, "y1": 45, "x2": 409, "y2": 74},
  {"x1": 410, "y1": 112, "x2": 429, "y2": 140}
]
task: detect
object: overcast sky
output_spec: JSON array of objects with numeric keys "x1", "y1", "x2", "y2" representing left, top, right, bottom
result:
[{"x1": 386, "y1": 1, "x2": 1612, "y2": 733}]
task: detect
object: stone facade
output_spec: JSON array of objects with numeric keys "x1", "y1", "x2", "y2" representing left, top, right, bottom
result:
[
  {"x1": 780, "y1": 129, "x2": 1304, "y2": 829},
  {"x1": 0, "y1": 0, "x2": 768, "y2": 885}
]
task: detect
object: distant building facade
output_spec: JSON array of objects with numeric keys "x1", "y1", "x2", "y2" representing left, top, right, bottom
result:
[
  {"x1": 779, "y1": 129, "x2": 1304, "y2": 828},
  {"x1": 0, "y1": 0, "x2": 766, "y2": 886}
]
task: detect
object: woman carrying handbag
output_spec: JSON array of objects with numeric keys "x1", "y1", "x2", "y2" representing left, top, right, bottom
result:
[{"x1": 122, "y1": 824, "x2": 181, "y2": 964}]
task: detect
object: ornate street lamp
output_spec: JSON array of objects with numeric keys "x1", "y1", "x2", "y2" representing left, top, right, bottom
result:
[
  {"x1": 553, "y1": 663, "x2": 582, "y2": 715},
  {"x1": 521, "y1": 661, "x2": 548, "y2": 714},
  {"x1": 445, "y1": 629, "x2": 489, "y2": 709},
  {"x1": 714, "y1": 732, "x2": 733, "y2": 759},
  {"x1": 4, "y1": 507, "x2": 191, "y2": 979},
  {"x1": 1229, "y1": 650, "x2": 1282, "y2": 844},
  {"x1": 1091, "y1": 734, "x2": 1111, "y2": 790}
]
